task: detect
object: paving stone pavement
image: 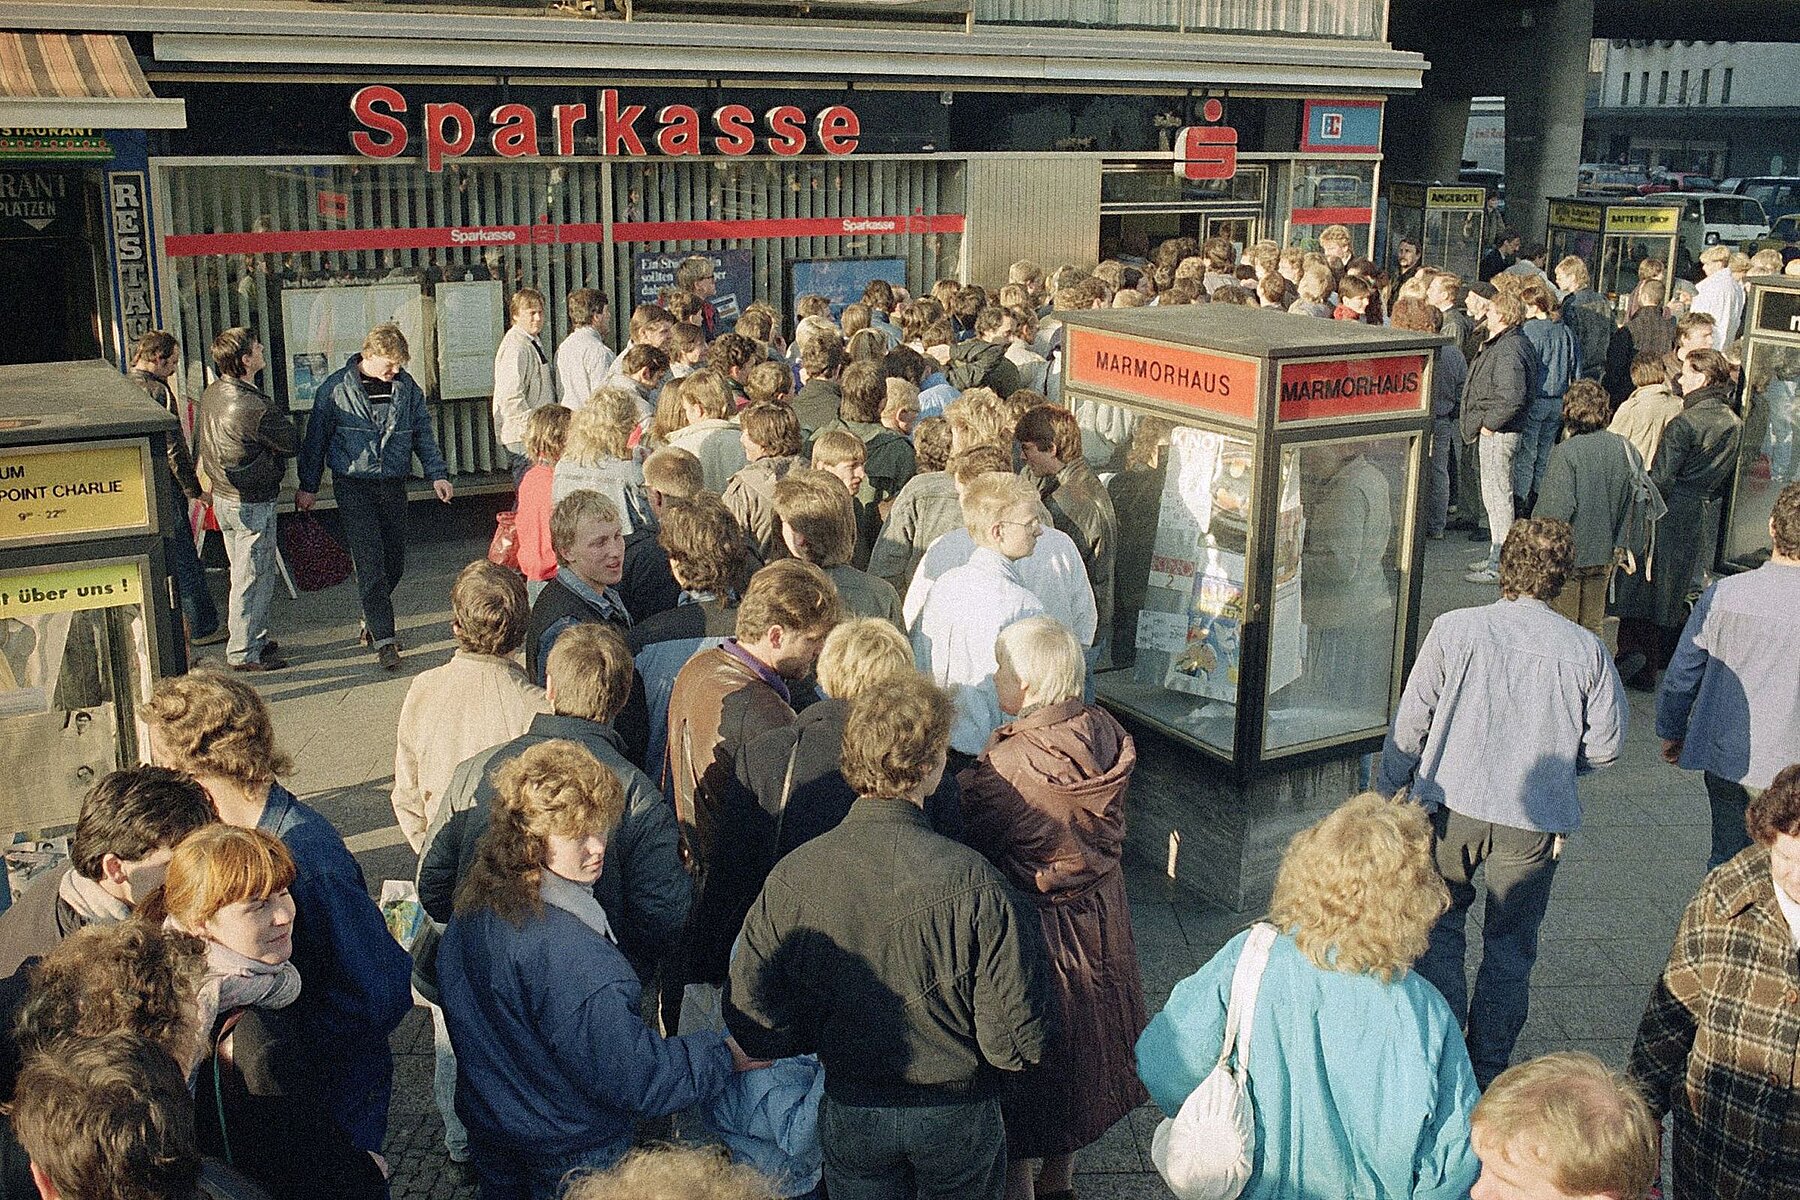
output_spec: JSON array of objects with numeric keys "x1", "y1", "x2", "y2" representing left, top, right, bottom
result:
[{"x1": 216, "y1": 497, "x2": 1707, "y2": 1199}]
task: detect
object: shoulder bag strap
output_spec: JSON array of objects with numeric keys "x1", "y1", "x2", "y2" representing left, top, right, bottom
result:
[
  {"x1": 211, "y1": 1008, "x2": 249, "y2": 1166},
  {"x1": 773, "y1": 734, "x2": 802, "y2": 852},
  {"x1": 1215, "y1": 922, "x2": 1280, "y2": 1075}
]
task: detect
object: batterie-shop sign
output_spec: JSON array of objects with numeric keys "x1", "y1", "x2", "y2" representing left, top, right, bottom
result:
[
  {"x1": 350, "y1": 86, "x2": 863, "y2": 172},
  {"x1": 1277, "y1": 354, "x2": 1427, "y2": 423},
  {"x1": 1064, "y1": 328, "x2": 1259, "y2": 421}
]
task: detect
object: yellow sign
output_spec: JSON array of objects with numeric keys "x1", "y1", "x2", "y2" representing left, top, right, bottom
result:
[
  {"x1": 0, "y1": 561, "x2": 144, "y2": 620},
  {"x1": 1549, "y1": 201, "x2": 1602, "y2": 232},
  {"x1": 0, "y1": 442, "x2": 149, "y2": 545},
  {"x1": 1426, "y1": 187, "x2": 1487, "y2": 209},
  {"x1": 1388, "y1": 183, "x2": 1426, "y2": 209},
  {"x1": 1606, "y1": 207, "x2": 1680, "y2": 235}
]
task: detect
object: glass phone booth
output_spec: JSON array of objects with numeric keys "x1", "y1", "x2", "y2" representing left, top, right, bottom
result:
[
  {"x1": 1723, "y1": 276, "x2": 1800, "y2": 572},
  {"x1": 0, "y1": 360, "x2": 183, "y2": 836},
  {"x1": 1064, "y1": 305, "x2": 1437, "y2": 778},
  {"x1": 1382, "y1": 182, "x2": 1490, "y2": 278},
  {"x1": 1546, "y1": 198, "x2": 1681, "y2": 316}
]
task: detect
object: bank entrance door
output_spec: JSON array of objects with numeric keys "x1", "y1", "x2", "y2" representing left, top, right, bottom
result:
[{"x1": 1100, "y1": 160, "x2": 1268, "y2": 263}]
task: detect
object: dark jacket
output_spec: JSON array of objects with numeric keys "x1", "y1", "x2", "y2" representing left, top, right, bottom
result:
[
  {"x1": 947, "y1": 338, "x2": 1023, "y2": 397},
  {"x1": 1460, "y1": 325, "x2": 1541, "y2": 439},
  {"x1": 791, "y1": 378, "x2": 843, "y2": 436},
  {"x1": 726, "y1": 797, "x2": 1051, "y2": 1107},
  {"x1": 0, "y1": 864, "x2": 86, "y2": 977},
  {"x1": 620, "y1": 526, "x2": 682, "y2": 624},
  {"x1": 439, "y1": 904, "x2": 734, "y2": 1158},
  {"x1": 129, "y1": 368, "x2": 204, "y2": 502},
  {"x1": 196, "y1": 376, "x2": 297, "y2": 504},
  {"x1": 957, "y1": 700, "x2": 1148, "y2": 1156},
  {"x1": 1035, "y1": 459, "x2": 1118, "y2": 646},
  {"x1": 630, "y1": 596, "x2": 741, "y2": 790},
  {"x1": 296, "y1": 355, "x2": 447, "y2": 491},
  {"x1": 417, "y1": 713, "x2": 690, "y2": 986},
  {"x1": 195, "y1": 1006, "x2": 386, "y2": 1200},
  {"x1": 1531, "y1": 429, "x2": 1643, "y2": 568},
  {"x1": 257, "y1": 786, "x2": 412, "y2": 1144},
  {"x1": 1560, "y1": 289, "x2": 1614, "y2": 382}
]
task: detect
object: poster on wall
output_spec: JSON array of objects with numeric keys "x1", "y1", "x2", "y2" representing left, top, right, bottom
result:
[
  {"x1": 280, "y1": 282, "x2": 433, "y2": 407},
  {"x1": 434, "y1": 280, "x2": 506, "y2": 400},
  {"x1": 634, "y1": 250, "x2": 753, "y2": 328},
  {"x1": 790, "y1": 257, "x2": 907, "y2": 319}
]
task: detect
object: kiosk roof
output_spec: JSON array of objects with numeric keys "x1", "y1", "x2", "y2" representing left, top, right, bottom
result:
[
  {"x1": 0, "y1": 360, "x2": 179, "y2": 448},
  {"x1": 1059, "y1": 305, "x2": 1447, "y2": 360}
]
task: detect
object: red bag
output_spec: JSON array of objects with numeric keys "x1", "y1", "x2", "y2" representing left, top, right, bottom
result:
[
  {"x1": 489, "y1": 510, "x2": 521, "y2": 572},
  {"x1": 280, "y1": 512, "x2": 354, "y2": 593}
]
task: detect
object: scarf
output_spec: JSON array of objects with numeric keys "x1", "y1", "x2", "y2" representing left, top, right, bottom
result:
[
  {"x1": 540, "y1": 871, "x2": 615, "y2": 943},
  {"x1": 58, "y1": 868, "x2": 132, "y2": 926},
  {"x1": 165, "y1": 916, "x2": 303, "y2": 1038}
]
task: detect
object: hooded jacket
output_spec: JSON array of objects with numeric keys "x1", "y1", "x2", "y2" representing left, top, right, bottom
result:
[{"x1": 947, "y1": 338, "x2": 1023, "y2": 397}]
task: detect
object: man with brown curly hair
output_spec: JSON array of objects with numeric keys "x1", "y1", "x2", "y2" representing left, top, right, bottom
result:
[{"x1": 1377, "y1": 518, "x2": 1628, "y2": 1087}]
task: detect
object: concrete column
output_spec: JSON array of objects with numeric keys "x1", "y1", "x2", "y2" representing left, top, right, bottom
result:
[
  {"x1": 1385, "y1": 91, "x2": 1474, "y2": 184},
  {"x1": 1502, "y1": 0, "x2": 1595, "y2": 242}
]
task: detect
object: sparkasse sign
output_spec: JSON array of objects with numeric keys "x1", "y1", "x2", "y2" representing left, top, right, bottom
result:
[{"x1": 350, "y1": 86, "x2": 862, "y2": 171}]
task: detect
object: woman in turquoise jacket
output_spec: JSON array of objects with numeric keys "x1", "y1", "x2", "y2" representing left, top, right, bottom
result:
[{"x1": 1136, "y1": 793, "x2": 1481, "y2": 1200}]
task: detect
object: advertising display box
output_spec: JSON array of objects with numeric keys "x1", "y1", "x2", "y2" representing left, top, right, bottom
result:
[
  {"x1": 1545, "y1": 198, "x2": 1681, "y2": 316},
  {"x1": 1381, "y1": 181, "x2": 1490, "y2": 279},
  {"x1": 0, "y1": 361, "x2": 183, "y2": 834},
  {"x1": 1723, "y1": 275, "x2": 1800, "y2": 573},
  {"x1": 1062, "y1": 305, "x2": 1441, "y2": 909}
]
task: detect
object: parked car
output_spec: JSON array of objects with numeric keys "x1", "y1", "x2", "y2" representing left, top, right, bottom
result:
[
  {"x1": 1578, "y1": 162, "x2": 1650, "y2": 197},
  {"x1": 1639, "y1": 169, "x2": 1717, "y2": 196},
  {"x1": 1652, "y1": 192, "x2": 1772, "y2": 276},
  {"x1": 1745, "y1": 212, "x2": 1800, "y2": 259},
  {"x1": 1718, "y1": 176, "x2": 1800, "y2": 221}
]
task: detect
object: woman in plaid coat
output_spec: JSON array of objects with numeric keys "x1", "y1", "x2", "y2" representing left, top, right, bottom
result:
[{"x1": 1630, "y1": 762, "x2": 1800, "y2": 1200}]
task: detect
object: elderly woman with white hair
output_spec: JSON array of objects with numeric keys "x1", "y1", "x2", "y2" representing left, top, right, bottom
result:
[{"x1": 956, "y1": 615, "x2": 1146, "y2": 1200}]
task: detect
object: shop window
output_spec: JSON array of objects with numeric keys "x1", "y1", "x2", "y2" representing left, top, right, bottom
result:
[{"x1": 1287, "y1": 161, "x2": 1374, "y2": 252}]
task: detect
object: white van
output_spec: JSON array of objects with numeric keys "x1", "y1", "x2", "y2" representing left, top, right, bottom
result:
[{"x1": 1657, "y1": 192, "x2": 1771, "y2": 276}]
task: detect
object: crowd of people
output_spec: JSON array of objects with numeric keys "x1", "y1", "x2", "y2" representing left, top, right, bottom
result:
[{"x1": 20, "y1": 239, "x2": 1793, "y2": 1200}]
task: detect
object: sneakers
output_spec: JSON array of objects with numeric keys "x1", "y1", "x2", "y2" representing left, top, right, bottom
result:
[
  {"x1": 378, "y1": 643, "x2": 402, "y2": 671},
  {"x1": 1464, "y1": 566, "x2": 1499, "y2": 584},
  {"x1": 231, "y1": 655, "x2": 289, "y2": 673},
  {"x1": 1469, "y1": 557, "x2": 1495, "y2": 571},
  {"x1": 190, "y1": 626, "x2": 228, "y2": 647}
]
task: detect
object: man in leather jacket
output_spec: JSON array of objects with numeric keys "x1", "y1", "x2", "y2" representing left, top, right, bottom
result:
[{"x1": 194, "y1": 327, "x2": 296, "y2": 671}]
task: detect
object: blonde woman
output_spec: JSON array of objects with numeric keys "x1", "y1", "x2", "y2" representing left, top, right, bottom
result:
[
  {"x1": 564, "y1": 1146, "x2": 779, "y2": 1200},
  {"x1": 437, "y1": 740, "x2": 752, "y2": 1196},
  {"x1": 554, "y1": 389, "x2": 652, "y2": 533},
  {"x1": 1136, "y1": 794, "x2": 1481, "y2": 1200}
]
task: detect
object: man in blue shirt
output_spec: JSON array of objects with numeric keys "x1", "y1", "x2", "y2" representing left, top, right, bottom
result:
[
  {"x1": 1657, "y1": 482, "x2": 1800, "y2": 867},
  {"x1": 1377, "y1": 518, "x2": 1628, "y2": 1087},
  {"x1": 297, "y1": 323, "x2": 452, "y2": 671}
]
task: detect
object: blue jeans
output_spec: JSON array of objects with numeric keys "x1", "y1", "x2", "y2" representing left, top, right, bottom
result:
[
  {"x1": 212, "y1": 496, "x2": 277, "y2": 665},
  {"x1": 471, "y1": 1137, "x2": 632, "y2": 1200},
  {"x1": 164, "y1": 493, "x2": 220, "y2": 640},
  {"x1": 1704, "y1": 772, "x2": 1759, "y2": 869},
  {"x1": 819, "y1": 1095, "x2": 1006, "y2": 1200},
  {"x1": 1513, "y1": 400, "x2": 1562, "y2": 501},
  {"x1": 335, "y1": 477, "x2": 408, "y2": 646},
  {"x1": 1416, "y1": 806, "x2": 1561, "y2": 1089}
]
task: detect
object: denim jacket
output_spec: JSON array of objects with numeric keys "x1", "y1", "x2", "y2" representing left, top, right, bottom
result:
[{"x1": 298, "y1": 355, "x2": 447, "y2": 491}]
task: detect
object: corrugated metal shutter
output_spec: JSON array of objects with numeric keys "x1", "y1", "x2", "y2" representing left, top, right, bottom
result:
[
  {"x1": 963, "y1": 156, "x2": 1101, "y2": 287},
  {"x1": 156, "y1": 156, "x2": 963, "y2": 480}
]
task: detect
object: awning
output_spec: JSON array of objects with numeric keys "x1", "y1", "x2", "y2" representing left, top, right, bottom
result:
[{"x1": 0, "y1": 32, "x2": 185, "y2": 129}]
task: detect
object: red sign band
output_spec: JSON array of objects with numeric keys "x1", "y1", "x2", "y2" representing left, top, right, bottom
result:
[
  {"x1": 162, "y1": 213, "x2": 967, "y2": 258},
  {"x1": 1064, "y1": 327, "x2": 1260, "y2": 421},
  {"x1": 1276, "y1": 353, "x2": 1428, "y2": 422}
]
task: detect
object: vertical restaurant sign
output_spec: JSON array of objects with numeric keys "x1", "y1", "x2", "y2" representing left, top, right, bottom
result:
[
  {"x1": 1064, "y1": 327, "x2": 1260, "y2": 421},
  {"x1": 1276, "y1": 354, "x2": 1428, "y2": 423},
  {"x1": 1300, "y1": 99, "x2": 1383, "y2": 155},
  {"x1": 0, "y1": 442, "x2": 151, "y2": 546},
  {"x1": 106, "y1": 171, "x2": 160, "y2": 348}
]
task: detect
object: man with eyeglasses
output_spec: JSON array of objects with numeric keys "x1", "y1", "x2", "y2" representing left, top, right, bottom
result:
[
  {"x1": 910, "y1": 471, "x2": 1050, "y2": 773},
  {"x1": 298, "y1": 323, "x2": 452, "y2": 671}
]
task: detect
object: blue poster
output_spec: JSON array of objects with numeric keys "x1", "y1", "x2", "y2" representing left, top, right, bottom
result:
[
  {"x1": 1301, "y1": 100, "x2": 1383, "y2": 155},
  {"x1": 789, "y1": 257, "x2": 907, "y2": 320},
  {"x1": 633, "y1": 249, "x2": 755, "y2": 327}
]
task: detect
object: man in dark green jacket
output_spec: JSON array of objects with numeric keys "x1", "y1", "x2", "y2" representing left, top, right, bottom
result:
[{"x1": 726, "y1": 674, "x2": 1050, "y2": 1200}]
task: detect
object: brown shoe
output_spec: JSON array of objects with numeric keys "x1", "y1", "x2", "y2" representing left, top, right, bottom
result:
[
  {"x1": 378, "y1": 644, "x2": 402, "y2": 671},
  {"x1": 231, "y1": 655, "x2": 289, "y2": 673}
]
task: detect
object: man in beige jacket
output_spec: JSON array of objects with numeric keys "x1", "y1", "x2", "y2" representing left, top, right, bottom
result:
[{"x1": 391, "y1": 560, "x2": 548, "y2": 851}]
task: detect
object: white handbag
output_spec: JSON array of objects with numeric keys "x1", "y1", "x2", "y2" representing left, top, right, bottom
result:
[{"x1": 1149, "y1": 922, "x2": 1279, "y2": 1200}]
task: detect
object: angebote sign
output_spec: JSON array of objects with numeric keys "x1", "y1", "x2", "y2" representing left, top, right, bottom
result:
[{"x1": 351, "y1": 86, "x2": 864, "y2": 172}]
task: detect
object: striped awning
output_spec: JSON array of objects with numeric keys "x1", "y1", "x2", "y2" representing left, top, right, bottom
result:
[{"x1": 0, "y1": 32, "x2": 185, "y2": 129}]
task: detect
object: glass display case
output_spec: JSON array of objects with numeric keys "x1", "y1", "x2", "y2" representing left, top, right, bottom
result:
[
  {"x1": 0, "y1": 361, "x2": 183, "y2": 834},
  {"x1": 1063, "y1": 306, "x2": 1437, "y2": 776},
  {"x1": 1545, "y1": 198, "x2": 1681, "y2": 316},
  {"x1": 1723, "y1": 276, "x2": 1800, "y2": 572},
  {"x1": 1382, "y1": 182, "x2": 1489, "y2": 278}
]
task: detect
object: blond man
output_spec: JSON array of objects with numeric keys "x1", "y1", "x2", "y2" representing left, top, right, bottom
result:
[
  {"x1": 1691, "y1": 244, "x2": 1745, "y2": 350},
  {"x1": 1471, "y1": 1053, "x2": 1657, "y2": 1200}
]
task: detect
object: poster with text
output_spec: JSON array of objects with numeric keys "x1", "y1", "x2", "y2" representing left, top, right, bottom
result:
[
  {"x1": 634, "y1": 250, "x2": 754, "y2": 328},
  {"x1": 434, "y1": 280, "x2": 505, "y2": 400},
  {"x1": 789, "y1": 257, "x2": 907, "y2": 320}
]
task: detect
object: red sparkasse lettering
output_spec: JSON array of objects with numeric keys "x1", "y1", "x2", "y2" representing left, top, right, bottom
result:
[
  {"x1": 489, "y1": 103, "x2": 539, "y2": 158},
  {"x1": 350, "y1": 85, "x2": 408, "y2": 158},
  {"x1": 712, "y1": 104, "x2": 755, "y2": 156},
  {"x1": 600, "y1": 89, "x2": 647, "y2": 156},
  {"x1": 814, "y1": 105, "x2": 860, "y2": 155},
  {"x1": 655, "y1": 105, "x2": 702, "y2": 156},
  {"x1": 552, "y1": 103, "x2": 587, "y2": 157},
  {"x1": 423, "y1": 102, "x2": 476, "y2": 172},
  {"x1": 764, "y1": 105, "x2": 806, "y2": 156}
]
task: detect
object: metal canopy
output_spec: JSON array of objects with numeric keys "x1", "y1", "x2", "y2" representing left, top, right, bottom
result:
[{"x1": 0, "y1": 32, "x2": 186, "y2": 129}]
